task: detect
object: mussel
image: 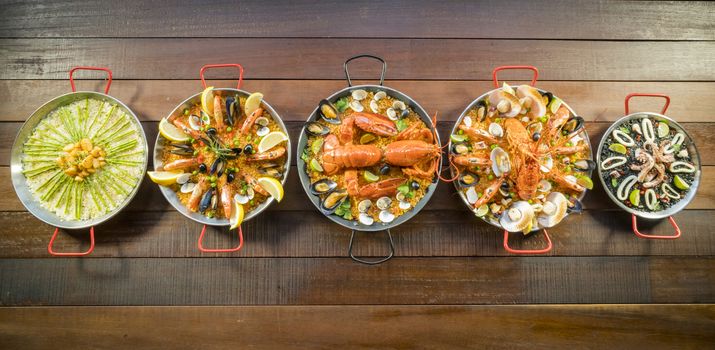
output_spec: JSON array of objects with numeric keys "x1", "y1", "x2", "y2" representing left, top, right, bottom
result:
[
  {"x1": 225, "y1": 97, "x2": 236, "y2": 126},
  {"x1": 572, "y1": 159, "x2": 596, "y2": 172},
  {"x1": 474, "y1": 100, "x2": 488, "y2": 122},
  {"x1": 541, "y1": 92, "x2": 554, "y2": 106},
  {"x1": 318, "y1": 99, "x2": 341, "y2": 124},
  {"x1": 310, "y1": 179, "x2": 338, "y2": 196},
  {"x1": 458, "y1": 172, "x2": 479, "y2": 188},
  {"x1": 305, "y1": 121, "x2": 330, "y2": 136},
  {"x1": 199, "y1": 188, "x2": 215, "y2": 213},
  {"x1": 452, "y1": 143, "x2": 469, "y2": 155},
  {"x1": 210, "y1": 158, "x2": 225, "y2": 176},
  {"x1": 562, "y1": 116, "x2": 584, "y2": 134},
  {"x1": 320, "y1": 189, "x2": 348, "y2": 214},
  {"x1": 399, "y1": 109, "x2": 410, "y2": 119},
  {"x1": 169, "y1": 143, "x2": 194, "y2": 156}
]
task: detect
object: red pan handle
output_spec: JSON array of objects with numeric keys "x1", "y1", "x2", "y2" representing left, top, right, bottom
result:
[
  {"x1": 197, "y1": 224, "x2": 244, "y2": 253},
  {"x1": 47, "y1": 227, "x2": 95, "y2": 256},
  {"x1": 200, "y1": 64, "x2": 245, "y2": 90},
  {"x1": 492, "y1": 65, "x2": 539, "y2": 88},
  {"x1": 69, "y1": 67, "x2": 113, "y2": 94},
  {"x1": 503, "y1": 229, "x2": 552, "y2": 255},
  {"x1": 632, "y1": 214, "x2": 681, "y2": 240},
  {"x1": 624, "y1": 93, "x2": 670, "y2": 114}
]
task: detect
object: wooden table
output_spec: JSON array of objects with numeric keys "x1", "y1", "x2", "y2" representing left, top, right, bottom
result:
[{"x1": 1, "y1": 1, "x2": 714, "y2": 348}]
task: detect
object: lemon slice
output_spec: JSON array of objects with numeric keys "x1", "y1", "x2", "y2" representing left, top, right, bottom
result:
[
  {"x1": 257, "y1": 177, "x2": 284, "y2": 202},
  {"x1": 629, "y1": 189, "x2": 640, "y2": 206},
  {"x1": 673, "y1": 175, "x2": 690, "y2": 190},
  {"x1": 147, "y1": 171, "x2": 184, "y2": 186},
  {"x1": 451, "y1": 134, "x2": 467, "y2": 143},
  {"x1": 229, "y1": 197, "x2": 245, "y2": 230},
  {"x1": 609, "y1": 143, "x2": 627, "y2": 155},
  {"x1": 258, "y1": 131, "x2": 288, "y2": 153},
  {"x1": 201, "y1": 86, "x2": 215, "y2": 116},
  {"x1": 657, "y1": 122, "x2": 670, "y2": 138},
  {"x1": 475, "y1": 204, "x2": 489, "y2": 217},
  {"x1": 158, "y1": 118, "x2": 190, "y2": 142},
  {"x1": 576, "y1": 175, "x2": 594, "y2": 190},
  {"x1": 363, "y1": 170, "x2": 379, "y2": 182},
  {"x1": 310, "y1": 158, "x2": 323, "y2": 172},
  {"x1": 244, "y1": 92, "x2": 263, "y2": 117}
]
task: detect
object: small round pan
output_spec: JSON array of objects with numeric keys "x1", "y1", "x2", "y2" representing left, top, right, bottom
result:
[
  {"x1": 11, "y1": 67, "x2": 148, "y2": 256},
  {"x1": 596, "y1": 93, "x2": 701, "y2": 239},
  {"x1": 296, "y1": 55, "x2": 442, "y2": 264},
  {"x1": 154, "y1": 64, "x2": 291, "y2": 253},
  {"x1": 448, "y1": 66, "x2": 593, "y2": 255}
]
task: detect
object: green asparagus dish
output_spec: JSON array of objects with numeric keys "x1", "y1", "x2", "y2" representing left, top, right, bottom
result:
[{"x1": 21, "y1": 98, "x2": 146, "y2": 221}]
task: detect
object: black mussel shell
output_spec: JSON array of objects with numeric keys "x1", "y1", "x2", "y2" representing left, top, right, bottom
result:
[
  {"x1": 563, "y1": 116, "x2": 585, "y2": 133},
  {"x1": 305, "y1": 121, "x2": 330, "y2": 136},
  {"x1": 206, "y1": 127, "x2": 218, "y2": 136},
  {"x1": 199, "y1": 188, "x2": 215, "y2": 213},
  {"x1": 171, "y1": 143, "x2": 193, "y2": 150},
  {"x1": 232, "y1": 147, "x2": 242, "y2": 155},
  {"x1": 320, "y1": 189, "x2": 348, "y2": 214},
  {"x1": 458, "y1": 172, "x2": 479, "y2": 188},
  {"x1": 210, "y1": 158, "x2": 225, "y2": 176},
  {"x1": 475, "y1": 100, "x2": 488, "y2": 122},
  {"x1": 399, "y1": 109, "x2": 410, "y2": 119},
  {"x1": 198, "y1": 163, "x2": 207, "y2": 173},
  {"x1": 227, "y1": 172, "x2": 235, "y2": 183},
  {"x1": 379, "y1": 164, "x2": 391, "y2": 175},
  {"x1": 410, "y1": 180, "x2": 420, "y2": 190},
  {"x1": 169, "y1": 149, "x2": 194, "y2": 156},
  {"x1": 532, "y1": 132, "x2": 541, "y2": 141},
  {"x1": 541, "y1": 92, "x2": 554, "y2": 105},
  {"x1": 318, "y1": 99, "x2": 341, "y2": 124},
  {"x1": 259, "y1": 167, "x2": 282, "y2": 178},
  {"x1": 225, "y1": 97, "x2": 235, "y2": 126},
  {"x1": 310, "y1": 179, "x2": 338, "y2": 196},
  {"x1": 573, "y1": 159, "x2": 596, "y2": 172},
  {"x1": 567, "y1": 199, "x2": 584, "y2": 214},
  {"x1": 243, "y1": 144, "x2": 254, "y2": 154},
  {"x1": 452, "y1": 142, "x2": 469, "y2": 155}
]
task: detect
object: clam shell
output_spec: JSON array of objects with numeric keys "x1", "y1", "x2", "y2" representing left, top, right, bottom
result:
[
  {"x1": 351, "y1": 89, "x2": 368, "y2": 101},
  {"x1": 189, "y1": 114, "x2": 202, "y2": 130},
  {"x1": 234, "y1": 193, "x2": 249, "y2": 205},
  {"x1": 499, "y1": 201, "x2": 534, "y2": 233},
  {"x1": 256, "y1": 126, "x2": 270, "y2": 137},
  {"x1": 376, "y1": 196, "x2": 392, "y2": 210},
  {"x1": 358, "y1": 213, "x2": 374, "y2": 225},
  {"x1": 516, "y1": 85, "x2": 546, "y2": 118},
  {"x1": 399, "y1": 201, "x2": 411, "y2": 210},
  {"x1": 373, "y1": 91, "x2": 386, "y2": 101},
  {"x1": 370, "y1": 99, "x2": 379, "y2": 113},
  {"x1": 463, "y1": 116, "x2": 473, "y2": 128},
  {"x1": 490, "y1": 147, "x2": 511, "y2": 177},
  {"x1": 349, "y1": 100, "x2": 364, "y2": 112},
  {"x1": 537, "y1": 192, "x2": 568, "y2": 228},
  {"x1": 466, "y1": 187, "x2": 478, "y2": 204},
  {"x1": 255, "y1": 116, "x2": 270, "y2": 127},
  {"x1": 358, "y1": 199, "x2": 372, "y2": 213},
  {"x1": 176, "y1": 173, "x2": 191, "y2": 185},
  {"x1": 378, "y1": 210, "x2": 395, "y2": 223},
  {"x1": 386, "y1": 108, "x2": 398, "y2": 120},
  {"x1": 180, "y1": 182, "x2": 196, "y2": 193},
  {"x1": 488, "y1": 123, "x2": 503, "y2": 138},
  {"x1": 392, "y1": 100, "x2": 407, "y2": 110}
]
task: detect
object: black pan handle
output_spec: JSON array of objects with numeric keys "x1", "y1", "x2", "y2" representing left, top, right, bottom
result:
[
  {"x1": 348, "y1": 229, "x2": 394, "y2": 265},
  {"x1": 344, "y1": 54, "x2": 386, "y2": 87}
]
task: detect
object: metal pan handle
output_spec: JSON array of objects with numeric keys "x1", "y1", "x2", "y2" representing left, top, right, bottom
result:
[
  {"x1": 69, "y1": 67, "x2": 113, "y2": 94},
  {"x1": 47, "y1": 227, "x2": 95, "y2": 257},
  {"x1": 200, "y1": 64, "x2": 245, "y2": 90},
  {"x1": 503, "y1": 229, "x2": 552, "y2": 255},
  {"x1": 632, "y1": 215, "x2": 681, "y2": 240},
  {"x1": 625, "y1": 93, "x2": 670, "y2": 114},
  {"x1": 492, "y1": 65, "x2": 539, "y2": 88},
  {"x1": 348, "y1": 229, "x2": 394, "y2": 265},
  {"x1": 344, "y1": 54, "x2": 386, "y2": 87},
  {"x1": 197, "y1": 224, "x2": 245, "y2": 253}
]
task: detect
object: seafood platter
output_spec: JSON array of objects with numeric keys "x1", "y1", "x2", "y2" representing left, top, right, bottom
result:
[
  {"x1": 448, "y1": 66, "x2": 594, "y2": 254},
  {"x1": 149, "y1": 64, "x2": 289, "y2": 252},
  {"x1": 297, "y1": 55, "x2": 442, "y2": 264},
  {"x1": 596, "y1": 93, "x2": 700, "y2": 239},
  {"x1": 11, "y1": 67, "x2": 148, "y2": 256}
]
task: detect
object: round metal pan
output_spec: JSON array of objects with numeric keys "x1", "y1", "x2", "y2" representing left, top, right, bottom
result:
[
  {"x1": 448, "y1": 66, "x2": 593, "y2": 254},
  {"x1": 595, "y1": 93, "x2": 701, "y2": 239},
  {"x1": 10, "y1": 67, "x2": 148, "y2": 256},
  {"x1": 296, "y1": 55, "x2": 441, "y2": 264},
  {"x1": 153, "y1": 64, "x2": 291, "y2": 252}
]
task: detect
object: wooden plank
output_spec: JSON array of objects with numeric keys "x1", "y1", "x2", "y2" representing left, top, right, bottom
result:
[
  {"x1": 1, "y1": 305, "x2": 713, "y2": 350},
  {"x1": 3, "y1": 39, "x2": 715, "y2": 80},
  {"x1": 0, "y1": 209, "x2": 713, "y2": 258},
  {"x1": 1, "y1": 0, "x2": 713, "y2": 40},
  {"x1": 0, "y1": 257, "x2": 712, "y2": 305},
  {"x1": 2, "y1": 80, "x2": 713, "y2": 123}
]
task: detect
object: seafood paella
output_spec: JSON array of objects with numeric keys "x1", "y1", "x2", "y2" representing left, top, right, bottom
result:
[
  {"x1": 21, "y1": 98, "x2": 146, "y2": 221},
  {"x1": 149, "y1": 88, "x2": 287, "y2": 227},
  {"x1": 302, "y1": 88, "x2": 441, "y2": 226},
  {"x1": 450, "y1": 83, "x2": 594, "y2": 233},
  {"x1": 599, "y1": 114, "x2": 699, "y2": 213}
]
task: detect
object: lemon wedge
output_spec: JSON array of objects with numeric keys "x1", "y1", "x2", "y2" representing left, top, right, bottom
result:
[
  {"x1": 244, "y1": 92, "x2": 264, "y2": 117},
  {"x1": 609, "y1": 143, "x2": 627, "y2": 155},
  {"x1": 257, "y1": 177, "x2": 284, "y2": 202},
  {"x1": 158, "y1": 118, "x2": 190, "y2": 142},
  {"x1": 258, "y1": 131, "x2": 288, "y2": 153},
  {"x1": 147, "y1": 171, "x2": 184, "y2": 186},
  {"x1": 201, "y1": 86, "x2": 215, "y2": 116},
  {"x1": 229, "y1": 197, "x2": 245, "y2": 230},
  {"x1": 673, "y1": 175, "x2": 690, "y2": 190}
]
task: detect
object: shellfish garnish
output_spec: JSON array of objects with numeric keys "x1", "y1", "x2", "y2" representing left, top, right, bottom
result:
[
  {"x1": 488, "y1": 90, "x2": 521, "y2": 118},
  {"x1": 373, "y1": 91, "x2": 386, "y2": 101},
  {"x1": 644, "y1": 189, "x2": 658, "y2": 210},
  {"x1": 540, "y1": 155, "x2": 553, "y2": 173},
  {"x1": 234, "y1": 192, "x2": 250, "y2": 205},
  {"x1": 180, "y1": 182, "x2": 196, "y2": 194},
  {"x1": 351, "y1": 89, "x2": 368, "y2": 101},
  {"x1": 358, "y1": 213, "x2": 374, "y2": 225},
  {"x1": 669, "y1": 161, "x2": 696, "y2": 173},
  {"x1": 256, "y1": 126, "x2": 270, "y2": 137},
  {"x1": 458, "y1": 172, "x2": 479, "y2": 188},
  {"x1": 453, "y1": 143, "x2": 469, "y2": 155},
  {"x1": 612, "y1": 129, "x2": 635, "y2": 147},
  {"x1": 318, "y1": 99, "x2": 341, "y2": 124},
  {"x1": 573, "y1": 159, "x2": 596, "y2": 171},
  {"x1": 379, "y1": 210, "x2": 395, "y2": 223},
  {"x1": 661, "y1": 183, "x2": 680, "y2": 199},
  {"x1": 466, "y1": 187, "x2": 478, "y2": 204},
  {"x1": 490, "y1": 147, "x2": 511, "y2": 177},
  {"x1": 600, "y1": 156, "x2": 627, "y2": 170},
  {"x1": 386, "y1": 108, "x2": 398, "y2": 121},
  {"x1": 538, "y1": 179, "x2": 552, "y2": 193},
  {"x1": 488, "y1": 123, "x2": 503, "y2": 138},
  {"x1": 310, "y1": 179, "x2": 338, "y2": 195},
  {"x1": 392, "y1": 100, "x2": 407, "y2": 110},
  {"x1": 176, "y1": 173, "x2": 190, "y2": 185},
  {"x1": 188, "y1": 114, "x2": 202, "y2": 130},
  {"x1": 255, "y1": 116, "x2": 270, "y2": 127},
  {"x1": 537, "y1": 192, "x2": 568, "y2": 228},
  {"x1": 376, "y1": 196, "x2": 392, "y2": 210},
  {"x1": 306, "y1": 121, "x2": 330, "y2": 136},
  {"x1": 463, "y1": 116, "x2": 473, "y2": 128},
  {"x1": 349, "y1": 100, "x2": 364, "y2": 112},
  {"x1": 499, "y1": 201, "x2": 534, "y2": 233},
  {"x1": 616, "y1": 175, "x2": 638, "y2": 201},
  {"x1": 516, "y1": 85, "x2": 546, "y2": 118},
  {"x1": 358, "y1": 199, "x2": 372, "y2": 213},
  {"x1": 641, "y1": 118, "x2": 655, "y2": 143},
  {"x1": 399, "y1": 201, "x2": 411, "y2": 210},
  {"x1": 321, "y1": 189, "x2": 348, "y2": 214},
  {"x1": 370, "y1": 99, "x2": 379, "y2": 113}
]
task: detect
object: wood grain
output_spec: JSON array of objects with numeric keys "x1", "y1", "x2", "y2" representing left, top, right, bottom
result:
[
  {"x1": 1, "y1": 305, "x2": 713, "y2": 350},
  {"x1": 3, "y1": 39, "x2": 714, "y2": 80},
  {"x1": 2, "y1": 0, "x2": 713, "y2": 40}
]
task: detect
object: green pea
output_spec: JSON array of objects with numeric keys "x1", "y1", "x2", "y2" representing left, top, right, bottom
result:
[
  {"x1": 210, "y1": 182, "x2": 217, "y2": 188},
  {"x1": 192, "y1": 170, "x2": 198, "y2": 176},
  {"x1": 227, "y1": 126, "x2": 233, "y2": 132},
  {"x1": 488, "y1": 174, "x2": 494, "y2": 180}
]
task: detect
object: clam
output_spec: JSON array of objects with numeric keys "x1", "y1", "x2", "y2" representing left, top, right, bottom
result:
[
  {"x1": 488, "y1": 90, "x2": 521, "y2": 118},
  {"x1": 321, "y1": 189, "x2": 348, "y2": 214},
  {"x1": 526, "y1": 121, "x2": 543, "y2": 136},
  {"x1": 234, "y1": 193, "x2": 249, "y2": 205},
  {"x1": 376, "y1": 196, "x2": 392, "y2": 210},
  {"x1": 386, "y1": 108, "x2": 398, "y2": 120},
  {"x1": 379, "y1": 210, "x2": 395, "y2": 223},
  {"x1": 669, "y1": 161, "x2": 696, "y2": 173},
  {"x1": 616, "y1": 175, "x2": 638, "y2": 201},
  {"x1": 255, "y1": 116, "x2": 270, "y2": 127},
  {"x1": 458, "y1": 172, "x2": 479, "y2": 188},
  {"x1": 396, "y1": 191, "x2": 406, "y2": 202},
  {"x1": 349, "y1": 100, "x2": 364, "y2": 112},
  {"x1": 199, "y1": 188, "x2": 215, "y2": 213},
  {"x1": 370, "y1": 99, "x2": 379, "y2": 113},
  {"x1": 392, "y1": 100, "x2": 407, "y2": 110},
  {"x1": 490, "y1": 147, "x2": 511, "y2": 177},
  {"x1": 305, "y1": 122, "x2": 330, "y2": 136},
  {"x1": 466, "y1": 187, "x2": 478, "y2": 204},
  {"x1": 645, "y1": 189, "x2": 658, "y2": 210},
  {"x1": 256, "y1": 126, "x2": 270, "y2": 137},
  {"x1": 247, "y1": 187, "x2": 255, "y2": 200},
  {"x1": 516, "y1": 85, "x2": 546, "y2": 118},
  {"x1": 539, "y1": 155, "x2": 553, "y2": 173},
  {"x1": 358, "y1": 199, "x2": 372, "y2": 213},
  {"x1": 358, "y1": 213, "x2": 374, "y2": 225},
  {"x1": 318, "y1": 99, "x2": 341, "y2": 124},
  {"x1": 661, "y1": 183, "x2": 681, "y2": 199},
  {"x1": 180, "y1": 182, "x2": 196, "y2": 194},
  {"x1": 488, "y1": 123, "x2": 503, "y2": 138},
  {"x1": 499, "y1": 201, "x2": 535, "y2": 233},
  {"x1": 351, "y1": 89, "x2": 368, "y2": 101},
  {"x1": 475, "y1": 100, "x2": 488, "y2": 122},
  {"x1": 612, "y1": 129, "x2": 635, "y2": 147},
  {"x1": 490, "y1": 203, "x2": 502, "y2": 214},
  {"x1": 188, "y1": 114, "x2": 202, "y2": 130},
  {"x1": 641, "y1": 118, "x2": 655, "y2": 142},
  {"x1": 537, "y1": 192, "x2": 568, "y2": 228},
  {"x1": 562, "y1": 116, "x2": 584, "y2": 134},
  {"x1": 176, "y1": 173, "x2": 191, "y2": 185},
  {"x1": 398, "y1": 201, "x2": 411, "y2": 210},
  {"x1": 452, "y1": 143, "x2": 469, "y2": 155},
  {"x1": 310, "y1": 179, "x2": 338, "y2": 195},
  {"x1": 573, "y1": 159, "x2": 596, "y2": 171},
  {"x1": 373, "y1": 91, "x2": 386, "y2": 101},
  {"x1": 538, "y1": 179, "x2": 552, "y2": 193},
  {"x1": 600, "y1": 156, "x2": 627, "y2": 170},
  {"x1": 463, "y1": 115, "x2": 473, "y2": 128}
]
